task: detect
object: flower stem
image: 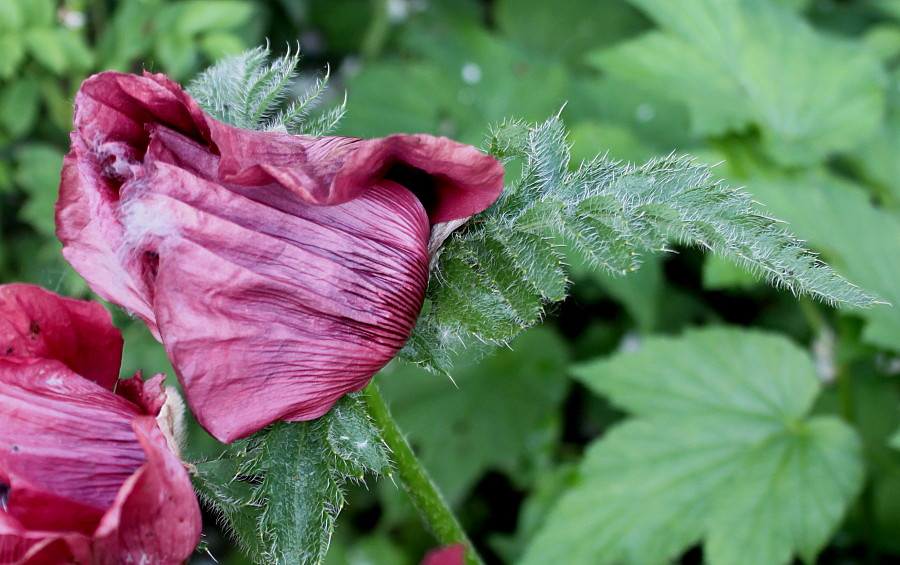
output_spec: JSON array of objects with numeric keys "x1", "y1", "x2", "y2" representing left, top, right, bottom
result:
[
  {"x1": 364, "y1": 383, "x2": 484, "y2": 565},
  {"x1": 360, "y1": 0, "x2": 391, "y2": 62}
]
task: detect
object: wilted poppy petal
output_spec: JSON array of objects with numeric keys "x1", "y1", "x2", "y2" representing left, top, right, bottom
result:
[
  {"x1": 58, "y1": 151, "x2": 160, "y2": 334},
  {"x1": 0, "y1": 358, "x2": 147, "y2": 530},
  {"x1": 0, "y1": 515, "x2": 92, "y2": 565},
  {"x1": 130, "y1": 160, "x2": 429, "y2": 441},
  {"x1": 93, "y1": 418, "x2": 201, "y2": 564},
  {"x1": 58, "y1": 70, "x2": 505, "y2": 442},
  {"x1": 0, "y1": 284, "x2": 123, "y2": 389}
]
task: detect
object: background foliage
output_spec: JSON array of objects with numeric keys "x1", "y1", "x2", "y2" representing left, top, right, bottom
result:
[{"x1": 2, "y1": 0, "x2": 900, "y2": 564}]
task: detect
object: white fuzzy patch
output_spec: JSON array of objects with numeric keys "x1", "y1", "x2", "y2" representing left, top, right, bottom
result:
[
  {"x1": 121, "y1": 197, "x2": 180, "y2": 249},
  {"x1": 45, "y1": 375, "x2": 65, "y2": 392}
]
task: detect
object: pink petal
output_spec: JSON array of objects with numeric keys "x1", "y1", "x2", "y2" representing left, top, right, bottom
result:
[
  {"x1": 0, "y1": 515, "x2": 92, "y2": 565},
  {"x1": 116, "y1": 372, "x2": 168, "y2": 416},
  {"x1": 140, "y1": 162, "x2": 429, "y2": 441},
  {"x1": 57, "y1": 152, "x2": 159, "y2": 334},
  {"x1": 93, "y1": 417, "x2": 201, "y2": 565},
  {"x1": 421, "y1": 544, "x2": 467, "y2": 565},
  {"x1": 0, "y1": 284, "x2": 123, "y2": 390},
  {"x1": 0, "y1": 358, "x2": 146, "y2": 529},
  {"x1": 328, "y1": 134, "x2": 505, "y2": 223}
]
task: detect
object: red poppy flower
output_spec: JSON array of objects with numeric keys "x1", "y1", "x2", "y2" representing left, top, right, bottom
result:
[
  {"x1": 0, "y1": 284, "x2": 201, "y2": 564},
  {"x1": 56, "y1": 71, "x2": 504, "y2": 442}
]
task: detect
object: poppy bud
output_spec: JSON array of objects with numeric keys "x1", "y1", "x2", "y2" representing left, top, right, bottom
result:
[{"x1": 57, "y1": 71, "x2": 504, "y2": 442}]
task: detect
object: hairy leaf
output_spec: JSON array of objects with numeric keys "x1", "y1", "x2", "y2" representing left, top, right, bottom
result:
[
  {"x1": 742, "y1": 172, "x2": 900, "y2": 352},
  {"x1": 188, "y1": 45, "x2": 345, "y2": 135},
  {"x1": 193, "y1": 395, "x2": 389, "y2": 565},
  {"x1": 402, "y1": 116, "x2": 877, "y2": 373}
]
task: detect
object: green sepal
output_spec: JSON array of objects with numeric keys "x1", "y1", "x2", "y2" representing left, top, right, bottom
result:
[{"x1": 191, "y1": 394, "x2": 389, "y2": 565}]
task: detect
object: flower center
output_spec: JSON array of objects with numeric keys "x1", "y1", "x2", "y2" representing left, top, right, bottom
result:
[{"x1": 385, "y1": 164, "x2": 437, "y2": 216}]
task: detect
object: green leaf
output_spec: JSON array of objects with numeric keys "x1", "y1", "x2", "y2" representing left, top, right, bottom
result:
[
  {"x1": 0, "y1": 33, "x2": 26, "y2": 78},
  {"x1": 24, "y1": 27, "x2": 69, "y2": 74},
  {"x1": 380, "y1": 326, "x2": 569, "y2": 503},
  {"x1": 340, "y1": 61, "x2": 468, "y2": 139},
  {"x1": 15, "y1": 143, "x2": 65, "y2": 237},
  {"x1": 851, "y1": 69, "x2": 900, "y2": 206},
  {"x1": 494, "y1": 0, "x2": 648, "y2": 62},
  {"x1": 255, "y1": 420, "x2": 345, "y2": 565},
  {"x1": 56, "y1": 29, "x2": 93, "y2": 71},
  {"x1": 592, "y1": 0, "x2": 886, "y2": 166},
  {"x1": 521, "y1": 327, "x2": 864, "y2": 565},
  {"x1": 196, "y1": 395, "x2": 389, "y2": 565},
  {"x1": 18, "y1": 0, "x2": 53, "y2": 26},
  {"x1": 192, "y1": 456, "x2": 265, "y2": 557},
  {"x1": 155, "y1": 32, "x2": 198, "y2": 80},
  {"x1": 742, "y1": 172, "x2": 900, "y2": 352},
  {"x1": 703, "y1": 253, "x2": 762, "y2": 291},
  {"x1": 198, "y1": 30, "x2": 248, "y2": 60},
  {"x1": 890, "y1": 426, "x2": 900, "y2": 451},
  {"x1": 340, "y1": 19, "x2": 568, "y2": 144},
  {"x1": 0, "y1": 77, "x2": 39, "y2": 138},
  {"x1": 0, "y1": 0, "x2": 23, "y2": 31},
  {"x1": 94, "y1": 0, "x2": 158, "y2": 71},
  {"x1": 172, "y1": 0, "x2": 255, "y2": 35},
  {"x1": 189, "y1": 46, "x2": 343, "y2": 136},
  {"x1": 589, "y1": 254, "x2": 665, "y2": 332},
  {"x1": 706, "y1": 419, "x2": 863, "y2": 565}
]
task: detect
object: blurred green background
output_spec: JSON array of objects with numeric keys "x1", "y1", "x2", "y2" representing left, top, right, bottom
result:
[{"x1": 3, "y1": 0, "x2": 900, "y2": 563}]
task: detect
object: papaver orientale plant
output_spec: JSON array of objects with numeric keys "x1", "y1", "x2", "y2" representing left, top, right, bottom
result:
[
  {"x1": 0, "y1": 284, "x2": 201, "y2": 564},
  {"x1": 56, "y1": 70, "x2": 504, "y2": 443}
]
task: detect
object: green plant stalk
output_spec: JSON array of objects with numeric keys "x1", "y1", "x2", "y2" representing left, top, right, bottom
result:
[
  {"x1": 360, "y1": 0, "x2": 391, "y2": 62},
  {"x1": 363, "y1": 383, "x2": 483, "y2": 565}
]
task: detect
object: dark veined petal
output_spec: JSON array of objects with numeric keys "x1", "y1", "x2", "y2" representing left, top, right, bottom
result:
[
  {"x1": 134, "y1": 158, "x2": 429, "y2": 442},
  {"x1": 0, "y1": 284, "x2": 123, "y2": 390}
]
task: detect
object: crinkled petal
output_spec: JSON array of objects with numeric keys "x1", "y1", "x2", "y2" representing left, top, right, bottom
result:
[
  {"x1": 62, "y1": 71, "x2": 502, "y2": 218},
  {"x1": 92, "y1": 417, "x2": 200, "y2": 565},
  {"x1": 328, "y1": 134, "x2": 505, "y2": 223},
  {"x1": 212, "y1": 127, "x2": 505, "y2": 221},
  {"x1": 134, "y1": 160, "x2": 429, "y2": 442},
  {"x1": 116, "y1": 372, "x2": 167, "y2": 416},
  {"x1": 0, "y1": 284, "x2": 122, "y2": 389},
  {"x1": 0, "y1": 514, "x2": 92, "y2": 565},
  {"x1": 0, "y1": 358, "x2": 146, "y2": 529},
  {"x1": 57, "y1": 151, "x2": 159, "y2": 333}
]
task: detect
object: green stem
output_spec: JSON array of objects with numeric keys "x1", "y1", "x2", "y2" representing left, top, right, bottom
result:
[
  {"x1": 364, "y1": 383, "x2": 484, "y2": 565},
  {"x1": 360, "y1": 0, "x2": 391, "y2": 63}
]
